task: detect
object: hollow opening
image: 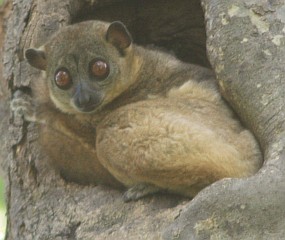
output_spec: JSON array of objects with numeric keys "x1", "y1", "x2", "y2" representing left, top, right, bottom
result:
[{"x1": 72, "y1": 0, "x2": 210, "y2": 67}]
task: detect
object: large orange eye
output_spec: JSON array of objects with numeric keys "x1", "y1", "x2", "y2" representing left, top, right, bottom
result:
[
  {"x1": 89, "y1": 59, "x2": 109, "y2": 80},
  {"x1": 54, "y1": 68, "x2": 72, "y2": 90}
]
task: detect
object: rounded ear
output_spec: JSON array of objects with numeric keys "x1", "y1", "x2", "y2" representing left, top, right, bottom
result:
[
  {"x1": 106, "y1": 21, "x2": 132, "y2": 51},
  {"x1": 25, "y1": 48, "x2": 47, "y2": 71}
]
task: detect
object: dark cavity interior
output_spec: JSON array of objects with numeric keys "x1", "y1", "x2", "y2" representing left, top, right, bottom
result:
[{"x1": 72, "y1": 0, "x2": 210, "y2": 68}]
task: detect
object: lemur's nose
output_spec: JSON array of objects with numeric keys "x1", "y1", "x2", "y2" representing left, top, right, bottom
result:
[
  {"x1": 73, "y1": 83, "x2": 102, "y2": 112},
  {"x1": 76, "y1": 85, "x2": 91, "y2": 106}
]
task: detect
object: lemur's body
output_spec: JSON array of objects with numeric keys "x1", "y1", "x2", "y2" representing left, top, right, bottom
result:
[{"x1": 12, "y1": 21, "x2": 262, "y2": 201}]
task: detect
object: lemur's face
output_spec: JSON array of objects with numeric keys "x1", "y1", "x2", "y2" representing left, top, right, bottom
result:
[{"x1": 25, "y1": 20, "x2": 134, "y2": 114}]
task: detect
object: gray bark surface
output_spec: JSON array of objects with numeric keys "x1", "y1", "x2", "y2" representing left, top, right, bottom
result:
[
  {"x1": 0, "y1": 1, "x2": 11, "y2": 174},
  {"x1": 2, "y1": 0, "x2": 284, "y2": 239},
  {"x1": 165, "y1": 1, "x2": 285, "y2": 239}
]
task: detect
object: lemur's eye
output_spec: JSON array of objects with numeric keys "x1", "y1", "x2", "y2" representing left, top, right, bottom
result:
[
  {"x1": 89, "y1": 59, "x2": 109, "y2": 80},
  {"x1": 54, "y1": 68, "x2": 72, "y2": 90}
]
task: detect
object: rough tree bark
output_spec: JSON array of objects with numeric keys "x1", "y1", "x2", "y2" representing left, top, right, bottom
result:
[{"x1": 2, "y1": 0, "x2": 284, "y2": 239}]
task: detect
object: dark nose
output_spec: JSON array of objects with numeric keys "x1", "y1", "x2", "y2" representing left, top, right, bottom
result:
[
  {"x1": 76, "y1": 85, "x2": 91, "y2": 106},
  {"x1": 73, "y1": 83, "x2": 102, "y2": 112}
]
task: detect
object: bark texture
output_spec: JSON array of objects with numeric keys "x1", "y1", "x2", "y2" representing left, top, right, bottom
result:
[
  {"x1": 0, "y1": 0, "x2": 11, "y2": 173},
  {"x1": 2, "y1": 0, "x2": 285, "y2": 239},
  {"x1": 165, "y1": 1, "x2": 285, "y2": 239}
]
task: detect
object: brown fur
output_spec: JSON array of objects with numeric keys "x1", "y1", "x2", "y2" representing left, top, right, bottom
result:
[
  {"x1": 15, "y1": 20, "x2": 262, "y2": 200},
  {"x1": 97, "y1": 80, "x2": 261, "y2": 197}
]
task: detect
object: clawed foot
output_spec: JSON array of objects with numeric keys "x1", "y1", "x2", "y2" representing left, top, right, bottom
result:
[
  {"x1": 123, "y1": 183, "x2": 161, "y2": 202},
  {"x1": 10, "y1": 90, "x2": 36, "y2": 122}
]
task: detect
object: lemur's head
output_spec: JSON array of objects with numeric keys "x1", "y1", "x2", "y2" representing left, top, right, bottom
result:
[{"x1": 26, "y1": 21, "x2": 137, "y2": 114}]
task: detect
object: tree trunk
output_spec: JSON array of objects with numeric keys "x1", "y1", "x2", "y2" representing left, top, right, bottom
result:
[{"x1": 2, "y1": 0, "x2": 284, "y2": 239}]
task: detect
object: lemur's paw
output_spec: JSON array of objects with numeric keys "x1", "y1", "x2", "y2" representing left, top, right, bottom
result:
[
  {"x1": 11, "y1": 90, "x2": 36, "y2": 122},
  {"x1": 123, "y1": 183, "x2": 160, "y2": 202}
]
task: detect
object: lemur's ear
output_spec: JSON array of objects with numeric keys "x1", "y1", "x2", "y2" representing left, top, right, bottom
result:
[
  {"x1": 25, "y1": 48, "x2": 47, "y2": 71},
  {"x1": 106, "y1": 21, "x2": 132, "y2": 51}
]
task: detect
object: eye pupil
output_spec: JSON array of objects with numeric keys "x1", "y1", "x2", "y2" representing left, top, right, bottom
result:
[
  {"x1": 90, "y1": 59, "x2": 109, "y2": 79},
  {"x1": 55, "y1": 69, "x2": 72, "y2": 89},
  {"x1": 56, "y1": 71, "x2": 69, "y2": 86}
]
